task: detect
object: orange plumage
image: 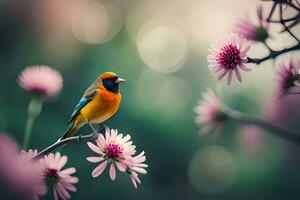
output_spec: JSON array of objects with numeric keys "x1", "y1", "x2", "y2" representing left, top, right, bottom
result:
[{"x1": 60, "y1": 72, "x2": 125, "y2": 140}]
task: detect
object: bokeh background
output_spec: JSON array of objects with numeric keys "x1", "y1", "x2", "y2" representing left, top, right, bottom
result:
[{"x1": 1, "y1": 0, "x2": 300, "y2": 199}]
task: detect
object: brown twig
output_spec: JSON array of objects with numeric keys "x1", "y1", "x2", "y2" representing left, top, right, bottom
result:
[
  {"x1": 247, "y1": 43, "x2": 300, "y2": 65},
  {"x1": 224, "y1": 107, "x2": 300, "y2": 144}
]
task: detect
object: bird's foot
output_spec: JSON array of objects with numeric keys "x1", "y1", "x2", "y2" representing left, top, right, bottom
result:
[{"x1": 92, "y1": 133, "x2": 99, "y2": 140}]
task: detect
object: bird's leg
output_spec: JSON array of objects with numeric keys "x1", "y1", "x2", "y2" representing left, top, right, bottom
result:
[
  {"x1": 88, "y1": 121, "x2": 98, "y2": 136},
  {"x1": 97, "y1": 124, "x2": 109, "y2": 134}
]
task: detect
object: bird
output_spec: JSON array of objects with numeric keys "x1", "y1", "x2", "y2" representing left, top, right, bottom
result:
[{"x1": 60, "y1": 72, "x2": 126, "y2": 140}]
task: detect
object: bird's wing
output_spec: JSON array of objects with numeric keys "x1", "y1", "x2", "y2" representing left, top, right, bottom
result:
[
  {"x1": 67, "y1": 88, "x2": 100, "y2": 125},
  {"x1": 83, "y1": 77, "x2": 102, "y2": 96}
]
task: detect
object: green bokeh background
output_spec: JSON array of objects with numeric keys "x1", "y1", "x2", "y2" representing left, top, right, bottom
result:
[{"x1": 1, "y1": 1, "x2": 300, "y2": 200}]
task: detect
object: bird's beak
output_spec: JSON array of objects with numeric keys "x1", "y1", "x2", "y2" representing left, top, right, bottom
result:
[{"x1": 116, "y1": 77, "x2": 126, "y2": 83}]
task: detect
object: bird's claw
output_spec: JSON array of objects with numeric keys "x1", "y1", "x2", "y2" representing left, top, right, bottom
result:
[{"x1": 92, "y1": 133, "x2": 99, "y2": 140}]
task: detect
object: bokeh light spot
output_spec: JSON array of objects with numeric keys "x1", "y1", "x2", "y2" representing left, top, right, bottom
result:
[
  {"x1": 137, "y1": 25, "x2": 188, "y2": 72},
  {"x1": 71, "y1": 0, "x2": 123, "y2": 44},
  {"x1": 188, "y1": 146, "x2": 236, "y2": 194},
  {"x1": 133, "y1": 68, "x2": 191, "y2": 121}
]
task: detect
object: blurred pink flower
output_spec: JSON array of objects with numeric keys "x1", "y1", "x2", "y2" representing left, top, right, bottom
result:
[
  {"x1": 194, "y1": 89, "x2": 225, "y2": 134},
  {"x1": 234, "y1": 5, "x2": 269, "y2": 42},
  {"x1": 265, "y1": 93, "x2": 300, "y2": 167},
  {"x1": 274, "y1": 56, "x2": 300, "y2": 97},
  {"x1": 207, "y1": 33, "x2": 251, "y2": 85},
  {"x1": 40, "y1": 152, "x2": 78, "y2": 200},
  {"x1": 266, "y1": 91, "x2": 300, "y2": 130},
  {"x1": 18, "y1": 65, "x2": 63, "y2": 98},
  {"x1": 0, "y1": 134, "x2": 46, "y2": 200},
  {"x1": 20, "y1": 149, "x2": 39, "y2": 160},
  {"x1": 86, "y1": 129, "x2": 136, "y2": 181},
  {"x1": 126, "y1": 151, "x2": 148, "y2": 189},
  {"x1": 239, "y1": 125, "x2": 265, "y2": 155}
]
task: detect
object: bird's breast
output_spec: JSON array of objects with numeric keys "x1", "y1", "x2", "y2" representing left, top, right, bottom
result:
[{"x1": 80, "y1": 90, "x2": 122, "y2": 124}]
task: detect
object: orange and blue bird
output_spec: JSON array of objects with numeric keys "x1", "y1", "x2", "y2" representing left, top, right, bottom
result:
[{"x1": 60, "y1": 72, "x2": 126, "y2": 140}]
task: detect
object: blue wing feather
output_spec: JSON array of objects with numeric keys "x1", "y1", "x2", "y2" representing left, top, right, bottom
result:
[{"x1": 67, "y1": 89, "x2": 99, "y2": 125}]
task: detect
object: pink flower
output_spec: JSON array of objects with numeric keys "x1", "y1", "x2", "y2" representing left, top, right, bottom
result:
[
  {"x1": 21, "y1": 149, "x2": 39, "y2": 160},
  {"x1": 194, "y1": 89, "x2": 225, "y2": 134},
  {"x1": 0, "y1": 134, "x2": 46, "y2": 200},
  {"x1": 207, "y1": 33, "x2": 251, "y2": 85},
  {"x1": 239, "y1": 125, "x2": 265, "y2": 155},
  {"x1": 234, "y1": 5, "x2": 269, "y2": 42},
  {"x1": 40, "y1": 152, "x2": 78, "y2": 200},
  {"x1": 18, "y1": 65, "x2": 63, "y2": 98},
  {"x1": 126, "y1": 151, "x2": 148, "y2": 188},
  {"x1": 86, "y1": 129, "x2": 136, "y2": 181},
  {"x1": 274, "y1": 56, "x2": 300, "y2": 97},
  {"x1": 266, "y1": 89, "x2": 300, "y2": 130},
  {"x1": 86, "y1": 129, "x2": 147, "y2": 188}
]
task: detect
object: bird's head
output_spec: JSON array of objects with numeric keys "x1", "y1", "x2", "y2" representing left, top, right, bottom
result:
[{"x1": 100, "y1": 72, "x2": 126, "y2": 93}]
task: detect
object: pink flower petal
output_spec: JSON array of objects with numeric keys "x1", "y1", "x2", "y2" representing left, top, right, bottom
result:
[
  {"x1": 53, "y1": 187, "x2": 59, "y2": 200},
  {"x1": 63, "y1": 176, "x2": 79, "y2": 184},
  {"x1": 86, "y1": 157, "x2": 104, "y2": 163},
  {"x1": 96, "y1": 134, "x2": 106, "y2": 149},
  {"x1": 227, "y1": 70, "x2": 233, "y2": 85},
  {"x1": 105, "y1": 129, "x2": 111, "y2": 142},
  {"x1": 57, "y1": 155, "x2": 68, "y2": 170},
  {"x1": 241, "y1": 44, "x2": 251, "y2": 55},
  {"x1": 130, "y1": 173, "x2": 141, "y2": 189},
  {"x1": 132, "y1": 167, "x2": 147, "y2": 174},
  {"x1": 87, "y1": 142, "x2": 101, "y2": 154},
  {"x1": 92, "y1": 161, "x2": 107, "y2": 177},
  {"x1": 239, "y1": 63, "x2": 251, "y2": 71},
  {"x1": 109, "y1": 163, "x2": 116, "y2": 181},
  {"x1": 218, "y1": 69, "x2": 229, "y2": 81},
  {"x1": 115, "y1": 161, "x2": 126, "y2": 172},
  {"x1": 131, "y1": 177, "x2": 137, "y2": 189},
  {"x1": 56, "y1": 183, "x2": 70, "y2": 200},
  {"x1": 60, "y1": 167, "x2": 76, "y2": 175},
  {"x1": 63, "y1": 183, "x2": 77, "y2": 192},
  {"x1": 235, "y1": 68, "x2": 242, "y2": 82}
]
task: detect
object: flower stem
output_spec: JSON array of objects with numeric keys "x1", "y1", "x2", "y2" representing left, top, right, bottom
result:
[
  {"x1": 247, "y1": 43, "x2": 300, "y2": 65},
  {"x1": 224, "y1": 107, "x2": 300, "y2": 144},
  {"x1": 22, "y1": 97, "x2": 43, "y2": 149}
]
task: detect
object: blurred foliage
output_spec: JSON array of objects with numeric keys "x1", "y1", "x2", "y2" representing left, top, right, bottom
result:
[{"x1": 1, "y1": 1, "x2": 300, "y2": 200}]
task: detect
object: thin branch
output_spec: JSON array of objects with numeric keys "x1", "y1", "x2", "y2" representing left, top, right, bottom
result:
[
  {"x1": 266, "y1": 2, "x2": 277, "y2": 22},
  {"x1": 282, "y1": 23, "x2": 300, "y2": 42},
  {"x1": 268, "y1": 15, "x2": 299, "y2": 23},
  {"x1": 279, "y1": 3, "x2": 300, "y2": 42},
  {"x1": 286, "y1": 1, "x2": 300, "y2": 11},
  {"x1": 262, "y1": 41, "x2": 274, "y2": 52},
  {"x1": 34, "y1": 125, "x2": 108, "y2": 159},
  {"x1": 247, "y1": 43, "x2": 300, "y2": 65},
  {"x1": 34, "y1": 133, "x2": 97, "y2": 159},
  {"x1": 224, "y1": 107, "x2": 300, "y2": 144}
]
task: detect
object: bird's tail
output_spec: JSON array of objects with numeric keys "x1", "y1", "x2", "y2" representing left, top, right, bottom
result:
[{"x1": 59, "y1": 123, "x2": 79, "y2": 141}]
